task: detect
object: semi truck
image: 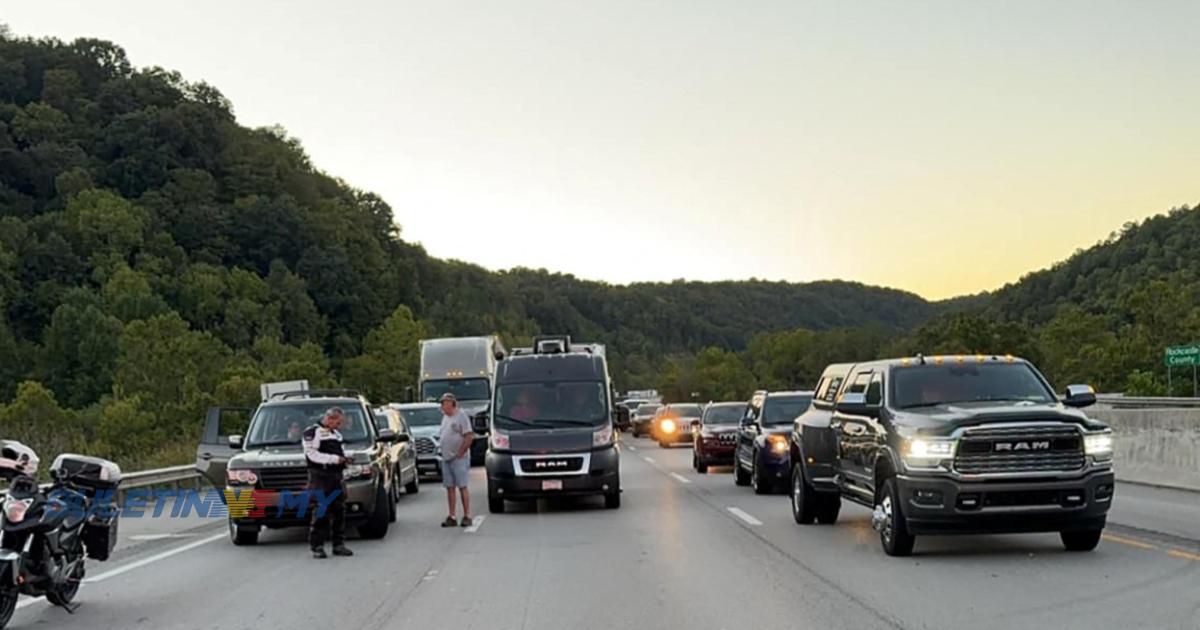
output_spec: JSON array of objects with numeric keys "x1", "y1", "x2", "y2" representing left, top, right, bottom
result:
[{"x1": 418, "y1": 336, "x2": 507, "y2": 465}]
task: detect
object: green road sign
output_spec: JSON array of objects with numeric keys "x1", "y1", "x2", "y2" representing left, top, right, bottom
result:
[{"x1": 1164, "y1": 344, "x2": 1200, "y2": 367}]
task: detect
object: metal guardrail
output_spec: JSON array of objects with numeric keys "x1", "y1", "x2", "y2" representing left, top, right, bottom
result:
[
  {"x1": 0, "y1": 464, "x2": 202, "y2": 499},
  {"x1": 1095, "y1": 395, "x2": 1200, "y2": 409}
]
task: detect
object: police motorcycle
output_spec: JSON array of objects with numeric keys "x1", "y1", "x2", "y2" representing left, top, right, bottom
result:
[{"x1": 0, "y1": 441, "x2": 121, "y2": 628}]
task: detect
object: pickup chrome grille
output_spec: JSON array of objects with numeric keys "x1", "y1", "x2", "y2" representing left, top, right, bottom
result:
[
  {"x1": 257, "y1": 468, "x2": 310, "y2": 491},
  {"x1": 954, "y1": 424, "x2": 1084, "y2": 475},
  {"x1": 415, "y1": 437, "x2": 438, "y2": 456}
]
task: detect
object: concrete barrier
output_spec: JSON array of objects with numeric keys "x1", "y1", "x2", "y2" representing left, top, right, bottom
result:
[{"x1": 1091, "y1": 408, "x2": 1200, "y2": 492}]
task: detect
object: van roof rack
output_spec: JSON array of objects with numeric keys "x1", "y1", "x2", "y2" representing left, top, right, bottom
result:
[{"x1": 271, "y1": 388, "x2": 362, "y2": 401}]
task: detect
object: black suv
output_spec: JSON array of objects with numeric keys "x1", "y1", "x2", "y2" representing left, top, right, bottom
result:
[
  {"x1": 485, "y1": 338, "x2": 621, "y2": 512},
  {"x1": 733, "y1": 390, "x2": 813, "y2": 495},
  {"x1": 790, "y1": 356, "x2": 1114, "y2": 556}
]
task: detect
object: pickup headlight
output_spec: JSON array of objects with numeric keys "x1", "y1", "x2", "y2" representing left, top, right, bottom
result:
[
  {"x1": 1083, "y1": 432, "x2": 1113, "y2": 460},
  {"x1": 903, "y1": 438, "x2": 956, "y2": 469},
  {"x1": 766, "y1": 434, "x2": 789, "y2": 454}
]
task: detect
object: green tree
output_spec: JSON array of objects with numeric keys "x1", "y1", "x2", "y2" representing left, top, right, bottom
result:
[
  {"x1": 39, "y1": 289, "x2": 124, "y2": 407},
  {"x1": 103, "y1": 265, "x2": 169, "y2": 322},
  {"x1": 0, "y1": 381, "x2": 85, "y2": 464},
  {"x1": 114, "y1": 312, "x2": 229, "y2": 408},
  {"x1": 341, "y1": 306, "x2": 428, "y2": 402}
]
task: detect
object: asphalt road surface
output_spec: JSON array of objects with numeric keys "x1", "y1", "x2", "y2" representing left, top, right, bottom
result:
[{"x1": 11, "y1": 438, "x2": 1200, "y2": 630}]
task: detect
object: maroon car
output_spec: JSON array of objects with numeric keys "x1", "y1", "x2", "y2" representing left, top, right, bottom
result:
[{"x1": 693, "y1": 402, "x2": 747, "y2": 472}]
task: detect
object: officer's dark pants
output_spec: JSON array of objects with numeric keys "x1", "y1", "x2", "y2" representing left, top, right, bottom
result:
[{"x1": 308, "y1": 469, "x2": 346, "y2": 550}]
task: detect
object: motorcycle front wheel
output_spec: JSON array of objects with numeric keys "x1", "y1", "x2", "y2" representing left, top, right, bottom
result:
[
  {"x1": 46, "y1": 540, "x2": 85, "y2": 606},
  {"x1": 0, "y1": 585, "x2": 18, "y2": 628}
]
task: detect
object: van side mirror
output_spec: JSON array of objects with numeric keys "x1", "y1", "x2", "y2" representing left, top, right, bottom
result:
[{"x1": 1063, "y1": 385, "x2": 1096, "y2": 408}]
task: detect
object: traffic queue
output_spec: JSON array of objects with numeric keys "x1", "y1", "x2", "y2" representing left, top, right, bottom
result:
[{"x1": 624, "y1": 353, "x2": 1114, "y2": 557}]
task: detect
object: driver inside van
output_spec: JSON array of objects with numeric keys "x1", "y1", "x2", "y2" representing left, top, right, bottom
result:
[{"x1": 509, "y1": 389, "x2": 540, "y2": 421}]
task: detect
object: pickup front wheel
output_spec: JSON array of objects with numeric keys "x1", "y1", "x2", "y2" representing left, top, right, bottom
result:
[
  {"x1": 877, "y1": 477, "x2": 915, "y2": 557},
  {"x1": 791, "y1": 464, "x2": 817, "y2": 524},
  {"x1": 1060, "y1": 529, "x2": 1103, "y2": 552}
]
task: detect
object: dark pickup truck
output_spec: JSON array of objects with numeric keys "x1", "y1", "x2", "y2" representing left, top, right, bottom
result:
[{"x1": 790, "y1": 356, "x2": 1114, "y2": 556}]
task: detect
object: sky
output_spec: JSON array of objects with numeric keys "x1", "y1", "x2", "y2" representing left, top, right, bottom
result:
[{"x1": 5, "y1": 1, "x2": 1199, "y2": 300}]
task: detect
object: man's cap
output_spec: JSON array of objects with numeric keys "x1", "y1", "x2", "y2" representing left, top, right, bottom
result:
[{"x1": 439, "y1": 393, "x2": 457, "y2": 403}]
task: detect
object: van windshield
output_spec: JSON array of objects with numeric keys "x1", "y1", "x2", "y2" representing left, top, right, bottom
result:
[
  {"x1": 246, "y1": 402, "x2": 372, "y2": 447},
  {"x1": 421, "y1": 378, "x2": 490, "y2": 402},
  {"x1": 495, "y1": 381, "x2": 608, "y2": 430}
]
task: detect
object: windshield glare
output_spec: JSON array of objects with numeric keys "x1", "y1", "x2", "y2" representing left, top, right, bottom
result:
[
  {"x1": 892, "y1": 363, "x2": 1054, "y2": 409},
  {"x1": 247, "y1": 403, "x2": 371, "y2": 446},
  {"x1": 704, "y1": 404, "x2": 746, "y2": 425},
  {"x1": 496, "y1": 381, "x2": 608, "y2": 429},
  {"x1": 421, "y1": 378, "x2": 490, "y2": 402},
  {"x1": 763, "y1": 396, "x2": 812, "y2": 425},
  {"x1": 399, "y1": 408, "x2": 443, "y2": 427}
]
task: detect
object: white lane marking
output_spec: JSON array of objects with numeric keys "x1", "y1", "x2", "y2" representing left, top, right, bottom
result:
[
  {"x1": 642, "y1": 456, "x2": 656, "y2": 464},
  {"x1": 627, "y1": 445, "x2": 637, "y2": 451},
  {"x1": 16, "y1": 531, "x2": 225, "y2": 611},
  {"x1": 130, "y1": 533, "x2": 197, "y2": 541},
  {"x1": 464, "y1": 515, "x2": 486, "y2": 533},
  {"x1": 85, "y1": 533, "x2": 226, "y2": 583},
  {"x1": 669, "y1": 473, "x2": 692, "y2": 485},
  {"x1": 727, "y1": 507, "x2": 763, "y2": 526},
  {"x1": 422, "y1": 569, "x2": 440, "y2": 581}
]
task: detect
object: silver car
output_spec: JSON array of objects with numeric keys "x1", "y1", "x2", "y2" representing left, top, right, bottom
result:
[{"x1": 393, "y1": 403, "x2": 445, "y2": 479}]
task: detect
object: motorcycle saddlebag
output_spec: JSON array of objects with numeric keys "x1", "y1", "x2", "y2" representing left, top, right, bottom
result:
[{"x1": 83, "y1": 511, "x2": 119, "y2": 561}]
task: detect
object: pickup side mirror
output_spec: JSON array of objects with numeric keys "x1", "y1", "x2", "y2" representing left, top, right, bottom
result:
[
  {"x1": 377, "y1": 429, "x2": 398, "y2": 443},
  {"x1": 1063, "y1": 385, "x2": 1097, "y2": 408},
  {"x1": 228, "y1": 434, "x2": 244, "y2": 449}
]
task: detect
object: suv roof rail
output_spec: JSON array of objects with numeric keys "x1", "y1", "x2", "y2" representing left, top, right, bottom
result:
[{"x1": 271, "y1": 388, "x2": 363, "y2": 401}]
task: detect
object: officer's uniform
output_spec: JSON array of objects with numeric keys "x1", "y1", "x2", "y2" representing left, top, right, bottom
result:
[{"x1": 302, "y1": 422, "x2": 347, "y2": 552}]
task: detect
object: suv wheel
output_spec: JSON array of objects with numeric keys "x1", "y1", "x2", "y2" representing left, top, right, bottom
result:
[
  {"x1": 1060, "y1": 529, "x2": 1103, "y2": 552},
  {"x1": 752, "y1": 455, "x2": 770, "y2": 495},
  {"x1": 877, "y1": 477, "x2": 915, "y2": 556},
  {"x1": 733, "y1": 457, "x2": 751, "y2": 486},
  {"x1": 229, "y1": 520, "x2": 259, "y2": 546},
  {"x1": 791, "y1": 464, "x2": 816, "y2": 524},
  {"x1": 405, "y1": 472, "x2": 420, "y2": 495},
  {"x1": 358, "y1": 483, "x2": 391, "y2": 539}
]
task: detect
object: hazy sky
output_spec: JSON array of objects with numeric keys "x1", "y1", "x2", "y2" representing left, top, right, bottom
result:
[{"x1": 6, "y1": 1, "x2": 1198, "y2": 299}]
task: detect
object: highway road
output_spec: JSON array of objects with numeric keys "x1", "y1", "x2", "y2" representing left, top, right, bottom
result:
[{"x1": 10, "y1": 436, "x2": 1200, "y2": 630}]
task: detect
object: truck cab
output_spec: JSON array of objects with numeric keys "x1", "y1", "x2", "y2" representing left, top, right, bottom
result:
[
  {"x1": 791, "y1": 356, "x2": 1114, "y2": 556},
  {"x1": 484, "y1": 336, "x2": 621, "y2": 512},
  {"x1": 418, "y1": 336, "x2": 507, "y2": 465}
]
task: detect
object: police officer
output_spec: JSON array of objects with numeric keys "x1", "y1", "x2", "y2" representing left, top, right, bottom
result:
[{"x1": 303, "y1": 407, "x2": 353, "y2": 559}]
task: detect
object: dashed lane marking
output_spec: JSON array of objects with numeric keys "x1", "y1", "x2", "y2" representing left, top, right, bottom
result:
[
  {"x1": 670, "y1": 473, "x2": 692, "y2": 485},
  {"x1": 727, "y1": 507, "x2": 763, "y2": 526},
  {"x1": 1167, "y1": 549, "x2": 1200, "y2": 562},
  {"x1": 464, "y1": 515, "x2": 486, "y2": 533},
  {"x1": 1102, "y1": 533, "x2": 1158, "y2": 550}
]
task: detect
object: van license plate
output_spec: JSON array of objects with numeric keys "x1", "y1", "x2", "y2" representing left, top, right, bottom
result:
[{"x1": 542, "y1": 480, "x2": 563, "y2": 491}]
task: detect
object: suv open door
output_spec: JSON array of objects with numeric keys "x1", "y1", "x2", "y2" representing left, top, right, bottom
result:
[{"x1": 196, "y1": 406, "x2": 253, "y2": 489}]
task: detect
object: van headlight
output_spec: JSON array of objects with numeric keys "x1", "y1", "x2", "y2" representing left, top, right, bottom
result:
[
  {"x1": 1083, "y1": 432, "x2": 1113, "y2": 460},
  {"x1": 903, "y1": 438, "x2": 956, "y2": 469},
  {"x1": 593, "y1": 425, "x2": 614, "y2": 447}
]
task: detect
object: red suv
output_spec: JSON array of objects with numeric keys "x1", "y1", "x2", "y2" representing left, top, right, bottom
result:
[{"x1": 693, "y1": 402, "x2": 747, "y2": 472}]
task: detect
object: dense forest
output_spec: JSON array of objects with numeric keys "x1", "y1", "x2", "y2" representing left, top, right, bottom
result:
[{"x1": 0, "y1": 29, "x2": 1195, "y2": 469}]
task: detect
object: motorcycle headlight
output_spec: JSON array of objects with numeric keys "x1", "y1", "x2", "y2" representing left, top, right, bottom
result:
[{"x1": 3, "y1": 498, "x2": 32, "y2": 524}]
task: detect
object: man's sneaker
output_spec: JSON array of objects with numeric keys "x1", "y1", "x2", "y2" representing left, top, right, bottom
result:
[
  {"x1": 312, "y1": 548, "x2": 327, "y2": 560},
  {"x1": 332, "y1": 545, "x2": 354, "y2": 557},
  {"x1": 441, "y1": 516, "x2": 458, "y2": 527},
  {"x1": 461, "y1": 516, "x2": 473, "y2": 528}
]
